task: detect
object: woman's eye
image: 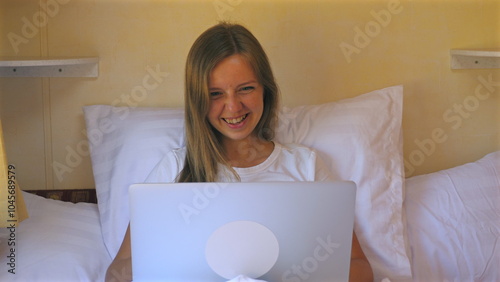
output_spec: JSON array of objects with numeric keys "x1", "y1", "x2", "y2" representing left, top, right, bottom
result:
[
  {"x1": 240, "y1": 86, "x2": 255, "y2": 93},
  {"x1": 210, "y1": 91, "x2": 222, "y2": 98}
]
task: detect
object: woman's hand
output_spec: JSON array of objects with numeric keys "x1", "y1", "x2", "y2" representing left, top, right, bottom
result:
[
  {"x1": 349, "y1": 232, "x2": 374, "y2": 282},
  {"x1": 105, "y1": 257, "x2": 132, "y2": 282},
  {"x1": 105, "y1": 225, "x2": 133, "y2": 282}
]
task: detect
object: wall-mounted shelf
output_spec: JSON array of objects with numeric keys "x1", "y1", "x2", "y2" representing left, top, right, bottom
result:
[
  {"x1": 0, "y1": 57, "x2": 99, "y2": 77},
  {"x1": 450, "y1": 49, "x2": 500, "y2": 69}
]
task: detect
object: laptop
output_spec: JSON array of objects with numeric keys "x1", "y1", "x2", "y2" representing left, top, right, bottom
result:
[{"x1": 129, "y1": 181, "x2": 356, "y2": 282}]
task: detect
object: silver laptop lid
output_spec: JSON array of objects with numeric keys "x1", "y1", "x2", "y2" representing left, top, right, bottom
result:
[{"x1": 129, "y1": 181, "x2": 356, "y2": 282}]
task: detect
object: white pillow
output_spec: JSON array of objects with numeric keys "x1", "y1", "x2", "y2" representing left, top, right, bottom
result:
[
  {"x1": 84, "y1": 106, "x2": 184, "y2": 257},
  {"x1": 84, "y1": 85, "x2": 411, "y2": 281},
  {"x1": 405, "y1": 151, "x2": 500, "y2": 281}
]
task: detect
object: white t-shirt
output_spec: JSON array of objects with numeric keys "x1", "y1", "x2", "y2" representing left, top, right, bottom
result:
[{"x1": 145, "y1": 142, "x2": 333, "y2": 183}]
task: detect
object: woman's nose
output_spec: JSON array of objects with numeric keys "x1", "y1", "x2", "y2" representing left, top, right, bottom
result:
[{"x1": 225, "y1": 93, "x2": 243, "y2": 112}]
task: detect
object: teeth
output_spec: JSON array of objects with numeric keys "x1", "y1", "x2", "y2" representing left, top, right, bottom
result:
[{"x1": 224, "y1": 114, "x2": 247, "y2": 124}]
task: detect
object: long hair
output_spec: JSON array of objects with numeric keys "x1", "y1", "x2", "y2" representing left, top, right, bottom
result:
[{"x1": 178, "y1": 22, "x2": 280, "y2": 182}]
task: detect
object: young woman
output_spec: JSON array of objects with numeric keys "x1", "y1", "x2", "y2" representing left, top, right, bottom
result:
[{"x1": 106, "y1": 22, "x2": 373, "y2": 282}]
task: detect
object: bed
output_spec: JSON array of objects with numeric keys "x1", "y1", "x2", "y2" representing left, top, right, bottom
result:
[{"x1": 1, "y1": 85, "x2": 498, "y2": 281}]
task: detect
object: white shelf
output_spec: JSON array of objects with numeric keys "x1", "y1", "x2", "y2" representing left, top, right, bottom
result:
[
  {"x1": 0, "y1": 57, "x2": 99, "y2": 77},
  {"x1": 450, "y1": 49, "x2": 500, "y2": 69}
]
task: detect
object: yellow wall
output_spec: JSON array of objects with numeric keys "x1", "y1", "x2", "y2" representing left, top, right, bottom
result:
[{"x1": 1, "y1": 0, "x2": 499, "y2": 190}]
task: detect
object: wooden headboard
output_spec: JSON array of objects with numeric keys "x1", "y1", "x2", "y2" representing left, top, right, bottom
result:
[{"x1": 25, "y1": 189, "x2": 97, "y2": 204}]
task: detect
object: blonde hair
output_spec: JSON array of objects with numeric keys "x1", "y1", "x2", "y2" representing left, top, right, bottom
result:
[{"x1": 178, "y1": 22, "x2": 280, "y2": 182}]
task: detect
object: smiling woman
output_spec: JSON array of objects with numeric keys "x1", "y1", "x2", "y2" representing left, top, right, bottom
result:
[
  {"x1": 105, "y1": 22, "x2": 373, "y2": 282},
  {"x1": 180, "y1": 22, "x2": 280, "y2": 182}
]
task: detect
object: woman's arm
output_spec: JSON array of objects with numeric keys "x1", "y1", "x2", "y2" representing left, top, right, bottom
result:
[
  {"x1": 349, "y1": 232, "x2": 373, "y2": 282},
  {"x1": 105, "y1": 225, "x2": 133, "y2": 282}
]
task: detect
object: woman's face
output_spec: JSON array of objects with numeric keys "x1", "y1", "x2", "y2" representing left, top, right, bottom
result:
[{"x1": 207, "y1": 54, "x2": 264, "y2": 145}]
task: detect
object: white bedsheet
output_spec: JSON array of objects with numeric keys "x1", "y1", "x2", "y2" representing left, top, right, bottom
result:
[
  {"x1": 0, "y1": 151, "x2": 498, "y2": 281},
  {"x1": 0, "y1": 191, "x2": 111, "y2": 281}
]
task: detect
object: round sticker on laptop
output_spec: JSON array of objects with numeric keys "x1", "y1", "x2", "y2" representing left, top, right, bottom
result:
[{"x1": 205, "y1": 220, "x2": 279, "y2": 279}]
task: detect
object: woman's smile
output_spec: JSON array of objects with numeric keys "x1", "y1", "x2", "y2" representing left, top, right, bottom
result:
[{"x1": 223, "y1": 113, "x2": 248, "y2": 125}]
